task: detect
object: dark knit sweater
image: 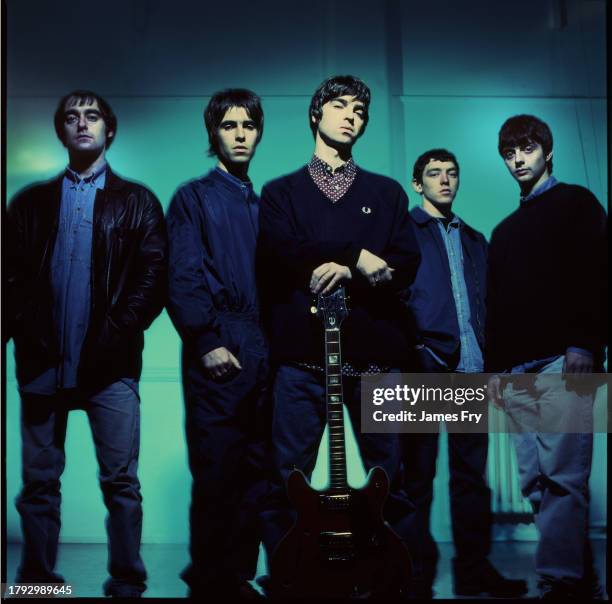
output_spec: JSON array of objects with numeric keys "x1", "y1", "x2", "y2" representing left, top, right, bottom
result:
[
  {"x1": 485, "y1": 183, "x2": 607, "y2": 372},
  {"x1": 257, "y1": 166, "x2": 421, "y2": 366}
]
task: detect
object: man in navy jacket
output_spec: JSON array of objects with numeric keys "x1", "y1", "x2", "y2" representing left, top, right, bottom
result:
[
  {"x1": 258, "y1": 75, "x2": 420, "y2": 594},
  {"x1": 166, "y1": 89, "x2": 268, "y2": 599},
  {"x1": 404, "y1": 149, "x2": 526, "y2": 598}
]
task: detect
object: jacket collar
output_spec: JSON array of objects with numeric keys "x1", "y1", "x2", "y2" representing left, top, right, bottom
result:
[
  {"x1": 410, "y1": 205, "x2": 455, "y2": 225},
  {"x1": 102, "y1": 166, "x2": 125, "y2": 191},
  {"x1": 209, "y1": 167, "x2": 253, "y2": 193},
  {"x1": 410, "y1": 205, "x2": 480, "y2": 238}
]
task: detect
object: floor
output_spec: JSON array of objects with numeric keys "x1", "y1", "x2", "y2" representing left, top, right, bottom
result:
[{"x1": 3, "y1": 540, "x2": 607, "y2": 599}]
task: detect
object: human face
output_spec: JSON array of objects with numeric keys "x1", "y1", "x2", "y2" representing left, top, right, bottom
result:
[
  {"x1": 314, "y1": 95, "x2": 366, "y2": 146},
  {"x1": 62, "y1": 98, "x2": 111, "y2": 156},
  {"x1": 413, "y1": 159, "x2": 459, "y2": 208},
  {"x1": 216, "y1": 106, "x2": 259, "y2": 166},
  {"x1": 501, "y1": 140, "x2": 550, "y2": 188}
]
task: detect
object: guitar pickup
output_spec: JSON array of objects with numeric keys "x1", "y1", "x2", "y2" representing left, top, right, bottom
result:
[
  {"x1": 320, "y1": 531, "x2": 356, "y2": 561},
  {"x1": 320, "y1": 493, "x2": 351, "y2": 510}
]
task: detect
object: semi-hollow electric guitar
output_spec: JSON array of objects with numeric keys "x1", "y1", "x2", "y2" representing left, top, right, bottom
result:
[{"x1": 269, "y1": 287, "x2": 412, "y2": 599}]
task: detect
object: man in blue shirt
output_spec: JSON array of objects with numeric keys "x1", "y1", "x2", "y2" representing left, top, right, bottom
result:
[
  {"x1": 166, "y1": 89, "x2": 268, "y2": 599},
  {"x1": 7, "y1": 90, "x2": 167, "y2": 597},
  {"x1": 404, "y1": 148, "x2": 527, "y2": 598},
  {"x1": 488, "y1": 115, "x2": 606, "y2": 599}
]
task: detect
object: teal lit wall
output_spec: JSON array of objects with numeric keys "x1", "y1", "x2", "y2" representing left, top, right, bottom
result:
[{"x1": 5, "y1": 0, "x2": 607, "y2": 545}]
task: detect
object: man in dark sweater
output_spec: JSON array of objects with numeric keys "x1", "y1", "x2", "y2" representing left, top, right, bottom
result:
[
  {"x1": 166, "y1": 89, "x2": 268, "y2": 598},
  {"x1": 404, "y1": 149, "x2": 526, "y2": 598},
  {"x1": 258, "y1": 75, "x2": 420, "y2": 591},
  {"x1": 487, "y1": 114, "x2": 607, "y2": 599}
]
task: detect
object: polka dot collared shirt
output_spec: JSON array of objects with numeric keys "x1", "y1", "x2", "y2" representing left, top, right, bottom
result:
[{"x1": 307, "y1": 155, "x2": 357, "y2": 203}]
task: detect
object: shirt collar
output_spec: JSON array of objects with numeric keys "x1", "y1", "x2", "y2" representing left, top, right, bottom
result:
[
  {"x1": 211, "y1": 166, "x2": 253, "y2": 192},
  {"x1": 64, "y1": 161, "x2": 107, "y2": 186},
  {"x1": 308, "y1": 155, "x2": 356, "y2": 176},
  {"x1": 520, "y1": 175, "x2": 559, "y2": 204},
  {"x1": 411, "y1": 205, "x2": 460, "y2": 227}
]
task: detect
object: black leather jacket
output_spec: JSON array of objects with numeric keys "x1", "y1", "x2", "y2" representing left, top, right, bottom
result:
[{"x1": 6, "y1": 167, "x2": 167, "y2": 390}]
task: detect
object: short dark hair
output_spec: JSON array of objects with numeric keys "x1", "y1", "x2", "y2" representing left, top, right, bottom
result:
[
  {"x1": 54, "y1": 90, "x2": 117, "y2": 149},
  {"x1": 498, "y1": 114, "x2": 554, "y2": 173},
  {"x1": 309, "y1": 75, "x2": 371, "y2": 138},
  {"x1": 412, "y1": 148, "x2": 460, "y2": 185},
  {"x1": 204, "y1": 89, "x2": 264, "y2": 157}
]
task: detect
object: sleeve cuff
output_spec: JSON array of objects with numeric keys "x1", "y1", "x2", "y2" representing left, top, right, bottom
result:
[
  {"x1": 196, "y1": 331, "x2": 225, "y2": 359},
  {"x1": 566, "y1": 346, "x2": 593, "y2": 358}
]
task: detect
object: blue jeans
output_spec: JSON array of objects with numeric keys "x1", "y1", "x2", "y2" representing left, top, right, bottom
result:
[
  {"x1": 505, "y1": 356, "x2": 594, "y2": 587},
  {"x1": 16, "y1": 380, "x2": 146, "y2": 596}
]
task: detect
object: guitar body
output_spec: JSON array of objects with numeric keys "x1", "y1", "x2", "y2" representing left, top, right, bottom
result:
[
  {"x1": 270, "y1": 466, "x2": 412, "y2": 599},
  {"x1": 269, "y1": 288, "x2": 412, "y2": 598}
]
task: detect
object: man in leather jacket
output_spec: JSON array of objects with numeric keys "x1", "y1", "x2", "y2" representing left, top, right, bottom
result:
[{"x1": 6, "y1": 90, "x2": 167, "y2": 597}]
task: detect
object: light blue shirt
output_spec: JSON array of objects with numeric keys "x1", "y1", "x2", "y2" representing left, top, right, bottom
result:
[
  {"x1": 520, "y1": 175, "x2": 559, "y2": 204},
  {"x1": 22, "y1": 164, "x2": 106, "y2": 393},
  {"x1": 427, "y1": 215, "x2": 484, "y2": 373}
]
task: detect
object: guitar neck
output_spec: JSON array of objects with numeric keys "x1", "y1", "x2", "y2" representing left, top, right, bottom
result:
[{"x1": 325, "y1": 327, "x2": 348, "y2": 490}]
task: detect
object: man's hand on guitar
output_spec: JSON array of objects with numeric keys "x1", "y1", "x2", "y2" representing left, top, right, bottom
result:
[
  {"x1": 356, "y1": 249, "x2": 394, "y2": 287},
  {"x1": 310, "y1": 263, "x2": 352, "y2": 295},
  {"x1": 201, "y1": 346, "x2": 242, "y2": 380}
]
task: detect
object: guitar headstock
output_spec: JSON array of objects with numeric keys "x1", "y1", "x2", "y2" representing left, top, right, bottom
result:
[{"x1": 311, "y1": 286, "x2": 349, "y2": 329}]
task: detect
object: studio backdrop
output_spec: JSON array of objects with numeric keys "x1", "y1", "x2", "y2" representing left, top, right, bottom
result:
[{"x1": 5, "y1": 0, "x2": 607, "y2": 543}]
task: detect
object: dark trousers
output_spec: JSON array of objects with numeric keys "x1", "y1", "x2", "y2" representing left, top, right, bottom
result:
[
  {"x1": 16, "y1": 381, "x2": 146, "y2": 595},
  {"x1": 181, "y1": 317, "x2": 270, "y2": 592},
  {"x1": 260, "y1": 364, "x2": 418, "y2": 567},
  {"x1": 402, "y1": 431, "x2": 491, "y2": 585}
]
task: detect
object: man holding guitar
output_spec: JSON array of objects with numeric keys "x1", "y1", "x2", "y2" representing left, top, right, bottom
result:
[{"x1": 258, "y1": 75, "x2": 421, "y2": 597}]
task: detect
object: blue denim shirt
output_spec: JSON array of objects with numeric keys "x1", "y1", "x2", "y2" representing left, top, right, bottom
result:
[
  {"x1": 436, "y1": 215, "x2": 484, "y2": 373},
  {"x1": 22, "y1": 164, "x2": 106, "y2": 393}
]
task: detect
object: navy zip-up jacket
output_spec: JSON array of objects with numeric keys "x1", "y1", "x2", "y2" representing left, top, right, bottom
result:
[
  {"x1": 407, "y1": 206, "x2": 487, "y2": 370},
  {"x1": 166, "y1": 168, "x2": 260, "y2": 358}
]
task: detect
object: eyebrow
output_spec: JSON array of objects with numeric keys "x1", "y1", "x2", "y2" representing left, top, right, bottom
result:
[
  {"x1": 65, "y1": 108, "x2": 102, "y2": 116},
  {"x1": 332, "y1": 98, "x2": 366, "y2": 113},
  {"x1": 502, "y1": 140, "x2": 536, "y2": 151},
  {"x1": 220, "y1": 119, "x2": 256, "y2": 125}
]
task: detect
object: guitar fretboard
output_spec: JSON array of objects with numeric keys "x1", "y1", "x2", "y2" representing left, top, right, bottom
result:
[{"x1": 325, "y1": 327, "x2": 347, "y2": 489}]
